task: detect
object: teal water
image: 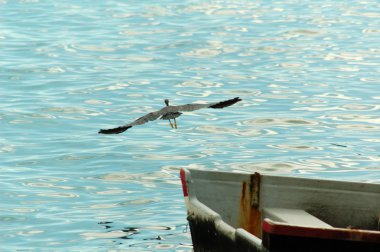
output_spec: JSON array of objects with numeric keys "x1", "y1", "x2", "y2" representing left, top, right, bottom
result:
[{"x1": 1, "y1": 0, "x2": 380, "y2": 250}]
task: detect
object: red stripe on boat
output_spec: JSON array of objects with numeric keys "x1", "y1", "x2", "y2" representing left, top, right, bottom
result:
[
  {"x1": 180, "y1": 168, "x2": 188, "y2": 197},
  {"x1": 263, "y1": 219, "x2": 380, "y2": 243}
]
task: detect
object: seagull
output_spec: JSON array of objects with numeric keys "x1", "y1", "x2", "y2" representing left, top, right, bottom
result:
[{"x1": 99, "y1": 97, "x2": 242, "y2": 134}]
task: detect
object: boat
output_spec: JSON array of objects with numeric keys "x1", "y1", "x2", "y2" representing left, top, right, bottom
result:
[{"x1": 180, "y1": 168, "x2": 380, "y2": 252}]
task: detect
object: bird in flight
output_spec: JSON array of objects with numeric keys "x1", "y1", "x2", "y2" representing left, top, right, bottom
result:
[{"x1": 99, "y1": 97, "x2": 241, "y2": 134}]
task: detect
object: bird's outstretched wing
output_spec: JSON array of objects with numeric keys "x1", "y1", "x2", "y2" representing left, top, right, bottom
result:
[
  {"x1": 209, "y1": 97, "x2": 241, "y2": 109},
  {"x1": 98, "y1": 125, "x2": 132, "y2": 134},
  {"x1": 99, "y1": 111, "x2": 162, "y2": 134},
  {"x1": 98, "y1": 97, "x2": 241, "y2": 134},
  {"x1": 170, "y1": 97, "x2": 242, "y2": 112}
]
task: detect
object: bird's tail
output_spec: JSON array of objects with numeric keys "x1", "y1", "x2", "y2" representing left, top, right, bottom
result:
[
  {"x1": 98, "y1": 126, "x2": 132, "y2": 134},
  {"x1": 209, "y1": 97, "x2": 242, "y2": 109}
]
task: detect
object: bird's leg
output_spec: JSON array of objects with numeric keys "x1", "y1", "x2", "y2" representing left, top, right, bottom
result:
[
  {"x1": 168, "y1": 119, "x2": 174, "y2": 128},
  {"x1": 173, "y1": 118, "x2": 177, "y2": 129}
]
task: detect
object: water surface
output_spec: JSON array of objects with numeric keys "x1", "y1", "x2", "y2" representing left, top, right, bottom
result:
[{"x1": 1, "y1": 0, "x2": 380, "y2": 250}]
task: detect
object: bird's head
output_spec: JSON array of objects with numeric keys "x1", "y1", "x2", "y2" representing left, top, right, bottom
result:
[{"x1": 164, "y1": 99, "x2": 169, "y2": 106}]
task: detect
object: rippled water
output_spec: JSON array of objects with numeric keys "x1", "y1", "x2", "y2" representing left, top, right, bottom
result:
[{"x1": 1, "y1": 0, "x2": 380, "y2": 250}]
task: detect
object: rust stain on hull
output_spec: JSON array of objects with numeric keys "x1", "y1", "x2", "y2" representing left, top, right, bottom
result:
[{"x1": 239, "y1": 173, "x2": 262, "y2": 238}]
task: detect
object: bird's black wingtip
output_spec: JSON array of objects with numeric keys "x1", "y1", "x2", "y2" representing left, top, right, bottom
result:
[
  {"x1": 234, "y1": 97, "x2": 242, "y2": 102},
  {"x1": 98, "y1": 126, "x2": 132, "y2": 134},
  {"x1": 209, "y1": 97, "x2": 242, "y2": 109}
]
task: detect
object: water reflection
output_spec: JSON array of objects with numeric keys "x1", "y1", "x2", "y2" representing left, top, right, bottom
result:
[
  {"x1": 227, "y1": 162, "x2": 305, "y2": 174},
  {"x1": 179, "y1": 48, "x2": 221, "y2": 58},
  {"x1": 101, "y1": 171, "x2": 176, "y2": 183},
  {"x1": 336, "y1": 124, "x2": 380, "y2": 131},
  {"x1": 321, "y1": 113, "x2": 380, "y2": 123},
  {"x1": 268, "y1": 144, "x2": 323, "y2": 151},
  {"x1": 2, "y1": 0, "x2": 380, "y2": 250},
  {"x1": 80, "y1": 222, "x2": 192, "y2": 251},
  {"x1": 242, "y1": 118, "x2": 317, "y2": 126},
  {"x1": 82, "y1": 230, "x2": 129, "y2": 240},
  {"x1": 195, "y1": 125, "x2": 276, "y2": 137},
  {"x1": 36, "y1": 192, "x2": 79, "y2": 198},
  {"x1": 175, "y1": 80, "x2": 223, "y2": 88},
  {"x1": 17, "y1": 230, "x2": 44, "y2": 236}
]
